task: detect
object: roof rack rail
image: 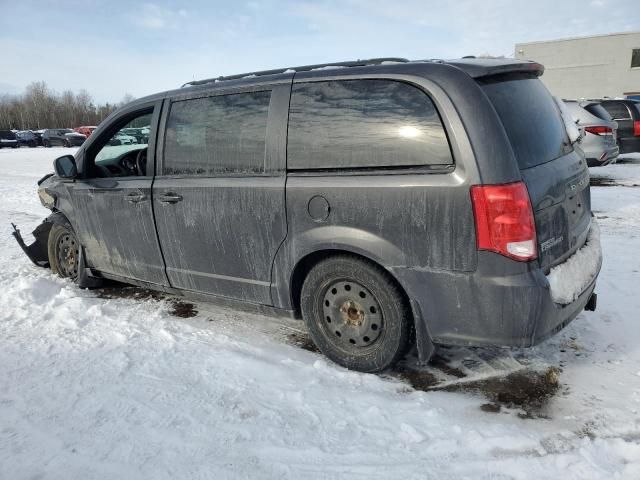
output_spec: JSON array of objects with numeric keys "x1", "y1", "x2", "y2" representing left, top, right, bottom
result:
[{"x1": 181, "y1": 57, "x2": 410, "y2": 87}]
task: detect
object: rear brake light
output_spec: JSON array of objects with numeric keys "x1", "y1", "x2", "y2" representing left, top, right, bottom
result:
[
  {"x1": 584, "y1": 126, "x2": 612, "y2": 136},
  {"x1": 634, "y1": 121, "x2": 640, "y2": 137},
  {"x1": 470, "y1": 182, "x2": 537, "y2": 261}
]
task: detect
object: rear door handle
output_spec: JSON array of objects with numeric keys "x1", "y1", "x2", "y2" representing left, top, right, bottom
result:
[
  {"x1": 125, "y1": 192, "x2": 147, "y2": 203},
  {"x1": 157, "y1": 192, "x2": 183, "y2": 204}
]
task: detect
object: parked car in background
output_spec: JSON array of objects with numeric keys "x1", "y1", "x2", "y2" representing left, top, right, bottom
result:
[
  {"x1": 16, "y1": 130, "x2": 39, "y2": 148},
  {"x1": 595, "y1": 99, "x2": 640, "y2": 154},
  {"x1": 74, "y1": 126, "x2": 97, "y2": 137},
  {"x1": 43, "y1": 129, "x2": 86, "y2": 147},
  {"x1": 564, "y1": 100, "x2": 619, "y2": 166},
  {"x1": 33, "y1": 130, "x2": 45, "y2": 146},
  {"x1": 121, "y1": 127, "x2": 149, "y2": 144},
  {"x1": 0, "y1": 130, "x2": 19, "y2": 148},
  {"x1": 108, "y1": 132, "x2": 137, "y2": 145},
  {"x1": 63, "y1": 132, "x2": 87, "y2": 147},
  {"x1": 13, "y1": 58, "x2": 602, "y2": 373}
]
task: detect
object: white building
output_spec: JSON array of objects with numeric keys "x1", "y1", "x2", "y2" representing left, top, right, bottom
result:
[{"x1": 515, "y1": 32, "x2": 640, "y2": 100}]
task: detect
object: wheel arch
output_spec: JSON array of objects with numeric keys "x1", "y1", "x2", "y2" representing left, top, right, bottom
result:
[
  {"x1": 289, "y1": 248, "x2": 410, "y2": 320},
  {"x1": 288, "y1": 248, "x2": 435, "y2": 364}
]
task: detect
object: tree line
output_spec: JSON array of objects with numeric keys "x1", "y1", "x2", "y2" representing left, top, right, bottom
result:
[{"x1": 0, "y1": 81, "x2": 134, "y2": 131}]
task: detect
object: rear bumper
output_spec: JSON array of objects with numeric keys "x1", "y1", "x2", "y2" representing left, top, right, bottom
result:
[
  {"x1": 619, "y1": 136, "x2": 640, "y2": 154},
  {"x1": 392, "y1": 223, "x2": 602, "y2": 349},
  {"x1": 586, "y1": 145, "x2": 619, "y2": 167}
]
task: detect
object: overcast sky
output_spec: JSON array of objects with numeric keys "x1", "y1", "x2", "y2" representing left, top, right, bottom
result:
[{"x1": 0, "y1": 0, "x2": 638, "y2": 103}]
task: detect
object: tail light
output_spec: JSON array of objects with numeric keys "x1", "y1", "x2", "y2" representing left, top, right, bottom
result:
[
  {"x1": 584, "y1": 126, "x2": 613, "y2": 136},
  {"x1": 634, "y1": 121, "x2": 640, "y2": 137},
  {"x1": 470, "y1": 182, "x2": 537, "y2": 261}
]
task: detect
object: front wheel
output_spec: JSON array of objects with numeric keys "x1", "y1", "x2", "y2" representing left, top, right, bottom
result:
[
  {"x1": 300, "y1": 255, "x2": 412, "y2": 372},
  {"x1": 47, "y1": 224, "x2": 80, "y2": 281}
]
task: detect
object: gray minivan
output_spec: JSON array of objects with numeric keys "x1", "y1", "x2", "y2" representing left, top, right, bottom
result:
[{"x1": 13, "y1": 58, "x2": 602, "y2": 372}]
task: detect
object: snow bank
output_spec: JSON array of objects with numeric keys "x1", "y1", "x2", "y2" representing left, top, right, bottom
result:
[
  {"x1": 547, "y1": 221, "x2": 601, "y2": 304},
  {"x1": 2, "y1": 148, "x2": 640, "y2": 479}
]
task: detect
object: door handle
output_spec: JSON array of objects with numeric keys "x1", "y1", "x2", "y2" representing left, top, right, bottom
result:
[
  {"x1": 157, "y1": 192, "x2": 183, "y2": 204},
  {"x1": 125, "y1": 192, "x2": 147, "y2": 203}
]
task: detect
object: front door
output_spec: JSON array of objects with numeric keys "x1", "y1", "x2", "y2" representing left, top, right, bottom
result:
[
  {"x1": 152, "y1": 85, "x2": 290, "y2": 304},
  {"x1": 69, "y1": 102, "x2": 168, "y2": 286}
]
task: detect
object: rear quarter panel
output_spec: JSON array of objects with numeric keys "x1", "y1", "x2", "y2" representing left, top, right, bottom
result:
[{"x1": 271, "y1": 66, "x2": 523, "y2": 310}]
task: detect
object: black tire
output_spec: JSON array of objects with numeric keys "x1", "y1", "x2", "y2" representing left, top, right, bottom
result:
[
  {"x1": 47, "y1": 223, "x2": 80, "y2": 281},
  {"x1": 64, "y1": 140, "x2": 70, "y2": 147},
  {"x1": 300, "y1": 255, "x2": 412, "y2": 372},
  {"x1": 43, "y1": 140, "x2": 50, "y2": 148}
]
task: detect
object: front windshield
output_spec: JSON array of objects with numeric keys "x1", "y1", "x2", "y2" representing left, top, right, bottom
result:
[{"x1": 95, "y1": 113, "x2": 152, "y2": 166}]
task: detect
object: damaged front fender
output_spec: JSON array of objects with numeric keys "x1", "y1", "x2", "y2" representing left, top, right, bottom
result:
[{"x1": 11, "y1": 221, "x2": 52, "y2": 268}]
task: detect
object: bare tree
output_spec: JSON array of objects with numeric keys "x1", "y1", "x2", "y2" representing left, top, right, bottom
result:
[{"x1": 0, "y1": 82, "x2": 122, "y2": 130}]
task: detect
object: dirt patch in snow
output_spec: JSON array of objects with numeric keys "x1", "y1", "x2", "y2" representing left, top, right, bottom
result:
[
  {"x1": 393, "y1": 364, "x2": 561, "y2": 418},
  {"x1": 429, "y1": 354, "x2": 468, "y2": 378},
  {"x1": 287, "y1": 332, "x2": 320, "y2": 353},
  {"x1": 590, "y1": 176, "x2": 640, "y2": 187},
  {"x1": 94, "y1": 285, "x2": 197, "y2": 318},
  {"x1": 444, "y1": 367, "x2": 561, "y2": 419},
  {"x1": 615, "y1": 156, "x2": 640, "y2": 164},
  {"x1": 95, "y1": 285, "x2": 164, "y2": 301},
  {"x1": 393, "y1": 365, "x2": 440, "y2": 391},
  {"x1": 168, "y1": 300, "x2": 198, "y2": 318}
]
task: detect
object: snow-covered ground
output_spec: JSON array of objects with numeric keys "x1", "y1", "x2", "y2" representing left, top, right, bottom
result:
[{"x1": 1, "y1": 147, "x2": 639, "y2": 479}]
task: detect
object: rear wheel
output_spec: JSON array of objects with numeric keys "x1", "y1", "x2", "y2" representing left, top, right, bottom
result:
[
  {"x1": 43, "y1": 140, "x2": 50, "y2": 147},
  {"x1": 48, "y1": 224, "x2": 80, "y2": 281},
  {"x1": 300, "y1": 255, "x2": 412, "y2": 372}
]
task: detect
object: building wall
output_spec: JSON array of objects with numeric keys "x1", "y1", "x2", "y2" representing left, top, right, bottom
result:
[{"x1": 515, "y1": 32, "x2": 640, "y2": 99}]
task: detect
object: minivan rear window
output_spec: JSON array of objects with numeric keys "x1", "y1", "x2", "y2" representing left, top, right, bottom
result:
[{"x1": 480, "y1": 75, "x2": 571, "y2": 170}]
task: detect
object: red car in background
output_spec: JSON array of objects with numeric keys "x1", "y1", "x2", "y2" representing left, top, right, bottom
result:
[{"x1": 74, "y1": 126, "x2": 97, "y2": 137}]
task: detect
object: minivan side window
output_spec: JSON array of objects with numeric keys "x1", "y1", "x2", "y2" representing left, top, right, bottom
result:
[
  {"x1": 163, "y1": 91, "x2": 271, "y2": 176},
  {"x1": 88, "y1": 110, "x2": 153, "y2": 178},
  {"x1": 287, "y1": 80, "x2": 453, "y2": 170}
]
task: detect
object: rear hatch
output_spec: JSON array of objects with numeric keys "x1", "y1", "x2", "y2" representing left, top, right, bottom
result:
[
  {"x1": 480, "y1": 74, "x2": 592, "y2": 272},
  {"x1": 584, "y1": 102, "x2": 618, "y2": 141}
]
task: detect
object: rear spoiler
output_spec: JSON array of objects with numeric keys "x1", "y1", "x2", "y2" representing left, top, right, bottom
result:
[{"x1": 444, "y1": 59, "x2": 544, "y2": 79}]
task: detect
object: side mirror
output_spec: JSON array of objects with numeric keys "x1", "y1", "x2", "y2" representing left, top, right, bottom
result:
[{"x1": 53, "y1": 155, "x2": 77, "y2": 180}]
